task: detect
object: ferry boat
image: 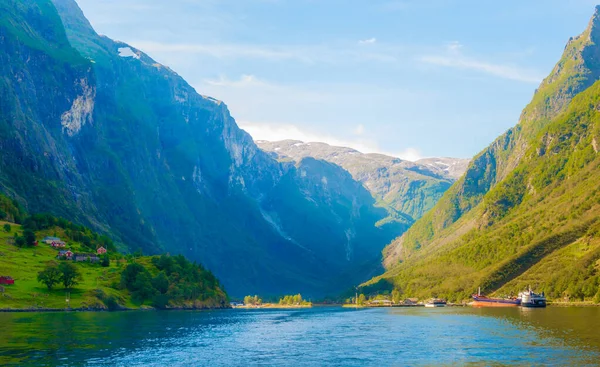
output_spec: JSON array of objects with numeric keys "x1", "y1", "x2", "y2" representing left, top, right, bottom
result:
[
  {"x1": 425, "y1": 299, "x2": 447, "y2": 307},
  {"x1": 519, "y1": 288, "x2": 547, "y2": 308},
  {"x1": 471, "y1": 288, "x2": 521, "y2": 307}
]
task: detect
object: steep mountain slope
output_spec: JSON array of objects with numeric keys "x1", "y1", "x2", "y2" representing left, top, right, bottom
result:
[
  {"x1": 366, "y1": 6, "x2": 600, "y2": 302},
  {"x1": 258, "y1": 140, "x2": 469, "y2": 224},
  {"x1": 0, "y1": 0, "x2": 401, "y2": 296}
]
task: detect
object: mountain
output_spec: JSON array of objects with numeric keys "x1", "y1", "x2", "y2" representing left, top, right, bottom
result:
[
  {"x1": 365, "y1": 6, "x2": 600, "y2": 303},
  {"x1": 0, "y1": 0, "x2": 404, "y2": 296},
  {"x1": 257, "y1": 140, "x2": 469, "y2": 224}
]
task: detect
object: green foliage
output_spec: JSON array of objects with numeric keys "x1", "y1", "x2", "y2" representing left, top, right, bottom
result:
[
  {"x1": 58, "y1": 262, "x2": 82, "y2": 289},
  {"x1": 94, "y1": 289, "x2": 121, "y2": 311},
  {"x1": 484, "y1": 168, "x2": 527, "y2": 223},
  {"x1": 243, "y1": 295, "x2": 262, "y2": 306},
  {"x1": 23, "y1": 214, "x2": 117, "y2": 252},
  {"x1": 101, "y1": 254, "x2": 110, "y2": 268},
  {"x1": 3, "y1": 224, "x2": 11, "y2": 233},
  {"x1": 0, "y1": 194, "x2": 26, "y2": 224},
  {"x1": 119, "y1": 254, "x2": 225, "y2": 308},
  {"x1": 14, "y1": 234, "x2": 25, "y2": 248},
  {"x1": 23, "y1": 229, "x2": 36, "y2": 247},
  {"x1": 36, "y1": 262, "x2": 62, "y2": 290},
  {"x1": 151, "y1": 272, "x2": 169, "y2": 294},
  {"x1": 1, "y1": 220, "x2": 228, "y2": 310},
  {"x1": 391, "y1": 289, "x2": 401, "y2": 304},
  {"x1": 131, "y1": 271, "x2": 156, "y2": 304},
  {"x1": 278, "y1": 294, "x2": 309, "y2": 305},
  {"x1": 357, "y1": 294, "x2": 367, "y2": 305}
]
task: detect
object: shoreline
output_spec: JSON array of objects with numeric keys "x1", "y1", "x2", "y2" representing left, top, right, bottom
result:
[
  {"x1": 0, "y1": 305, "x2": 231, "y2": 313},
  {"x1": 232, "y1": 303, "x2": 312, "y2": 310}
]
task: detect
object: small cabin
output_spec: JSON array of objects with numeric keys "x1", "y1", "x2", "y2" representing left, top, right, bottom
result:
[
  {"x1": 0, "y1": 276, "x2": 15, "y2": 285},
  {"x1": 96, "y1": 247, "x2": 107, "y2": 255},
  {"x1": 43, "y1": 236, "x2": 61, "y2": 244},
  {"x1": 57, "y1": 250, "x2": 74, "y2": 259},
  {"x1": 74, "y1": 253, "x2": 100, "y2": 263}
]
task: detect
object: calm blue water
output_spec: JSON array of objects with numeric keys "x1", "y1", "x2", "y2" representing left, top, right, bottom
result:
[{"x1": 1, "y1": 306, "x2": 599, "y2": 366}]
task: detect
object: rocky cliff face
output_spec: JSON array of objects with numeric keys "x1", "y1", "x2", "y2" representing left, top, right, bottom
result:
[
  {"x1": 258, "y1": 140, "x2": 469, "y2": 224},
  {"x1": 0, "y1": 0, "x2": 403, "y2": 296}
]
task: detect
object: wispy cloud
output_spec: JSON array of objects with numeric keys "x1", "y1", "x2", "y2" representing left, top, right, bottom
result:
[
  {"x1": 238, "y1": 120, "x2": 423, "y2": 161},
  {"x1": 132, "y1": 41, "x2": 303, "y2": 61},
  {"x1": 359, "y1": 38, "x2": 377, "y2": 45},
  {"x1": 131, "y1": 40, "x2": 400, "y2": 64},
  {"x1": 420, "y1": 42, "x2": 543, "y2": 83}
]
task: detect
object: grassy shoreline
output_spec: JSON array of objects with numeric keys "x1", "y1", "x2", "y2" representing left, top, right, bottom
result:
[{"x1": 0, "y1": 221, "x2": 227, "y2": 311}]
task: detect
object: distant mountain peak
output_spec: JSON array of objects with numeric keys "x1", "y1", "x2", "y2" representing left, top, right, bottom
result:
[
  {"x1": 590, "y1": 5, "x2": 600, "y2": 35},
  {"x1": 258, "y1": 139, "x2": 470, "y2": 222}
]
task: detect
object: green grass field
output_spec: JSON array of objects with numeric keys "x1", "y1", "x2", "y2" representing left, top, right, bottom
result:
[{"x1": 0, "y1": 221, "x2": 142, "y2": 310}]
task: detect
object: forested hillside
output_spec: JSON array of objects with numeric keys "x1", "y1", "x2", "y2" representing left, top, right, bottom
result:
[{"x1": 365, "y1": 6, "x2": 600, "y2": 303}]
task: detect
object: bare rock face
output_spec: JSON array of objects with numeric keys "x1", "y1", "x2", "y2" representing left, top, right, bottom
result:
[{"x1": 257, "y1": 140, "x2": 469, "y2": 223}]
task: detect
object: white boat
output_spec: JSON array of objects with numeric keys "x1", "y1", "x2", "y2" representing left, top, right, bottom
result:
[
  {"x1": 519, "y1": 288, "x2": 546, "y2": 308},
  {"x1": 425, "y1": 299, "x2": 447, "y2": 307}
]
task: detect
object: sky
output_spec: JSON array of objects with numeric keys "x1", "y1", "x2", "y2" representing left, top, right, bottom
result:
[{"x1": 74, "y1": 0, "x2": 599, "y2": 161}]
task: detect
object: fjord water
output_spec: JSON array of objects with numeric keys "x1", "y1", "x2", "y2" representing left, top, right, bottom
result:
[{"x1": 1, "y1": 307, "x2": 599, "y2": 366}]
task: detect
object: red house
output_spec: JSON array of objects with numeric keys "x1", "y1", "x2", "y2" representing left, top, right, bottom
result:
[
  {"x1": 0, "y1": 276, "x2": 15, "y2": 285},
  {"x1": 97, "y1": 247, "x2": 107, "y2": 255},
  {"x1": 51, "y1": 241, "x2": 66, "y2": 248}
]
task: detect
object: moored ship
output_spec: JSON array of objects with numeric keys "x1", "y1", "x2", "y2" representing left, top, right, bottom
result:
[
  {"x1": 425, "y1": 299, "x2": 447, "y2": 307},
  {"x1": 519, "y1": 288, "x2": 547, "y2": 308},
  {"x1": 471, "y1": 288, "x2": 521, "y2": 307}
]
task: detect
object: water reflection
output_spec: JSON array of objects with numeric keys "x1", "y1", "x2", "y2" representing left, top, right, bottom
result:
[{"x1": 0, "y1": 307, "x2": 598, "y2": 366}]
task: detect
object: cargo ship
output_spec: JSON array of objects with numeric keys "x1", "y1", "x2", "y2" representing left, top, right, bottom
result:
[
  {"x1": 519, "y1": 288, "x2": 547, "y2": 308},
  {"x1": 471, "y1": 288, "x2": 521, "y2": 307}
]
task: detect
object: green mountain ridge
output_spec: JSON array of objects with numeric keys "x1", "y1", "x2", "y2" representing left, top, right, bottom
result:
[
  {"x1": 366, "y1": 5, "x2": 600, "y2": 302},
  {"x1": 0, "y1": 0, "x2": 404, "y2": 297}
]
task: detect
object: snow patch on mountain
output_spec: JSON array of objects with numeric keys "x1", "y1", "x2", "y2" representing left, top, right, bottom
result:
[{"x1": 118, "y1": 47, "x2": 140, "y2": 59}]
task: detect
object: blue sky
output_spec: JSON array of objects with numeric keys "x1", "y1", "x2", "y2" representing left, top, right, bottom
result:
[{"x1": 75, "y1": 0, "x2": 599, "y2": 160}]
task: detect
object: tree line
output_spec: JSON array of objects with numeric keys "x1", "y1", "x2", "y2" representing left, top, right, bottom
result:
[{"x1": 119, "y1": 254, "x2": 226, "y2": 309}]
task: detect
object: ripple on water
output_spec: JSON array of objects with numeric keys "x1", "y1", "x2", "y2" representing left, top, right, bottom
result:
[{"x1": 1, "y1": 307, "x2": 599, "y2": 366}]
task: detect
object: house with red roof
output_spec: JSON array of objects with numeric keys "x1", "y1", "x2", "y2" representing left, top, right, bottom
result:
[{"x1": 0, "y1": 276, "x2": 15, "y2": 285}]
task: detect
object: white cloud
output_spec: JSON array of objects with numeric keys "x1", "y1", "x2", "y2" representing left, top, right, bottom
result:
[
  {"x1": 359, "y1": 38, "x2": 377, "y2": 45},
  {"x1": 205, "y1": 74, "x2": 266, "y2": 88},
  {"x1": 238, "y1": 120, "x2": 423, "y2": 161},
  {"x1": 420, "y1": 42, "x2": 543, "y2": 84},
  {"x1": 353, "y1": 124, "x2": 365, "y2": 135}
]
